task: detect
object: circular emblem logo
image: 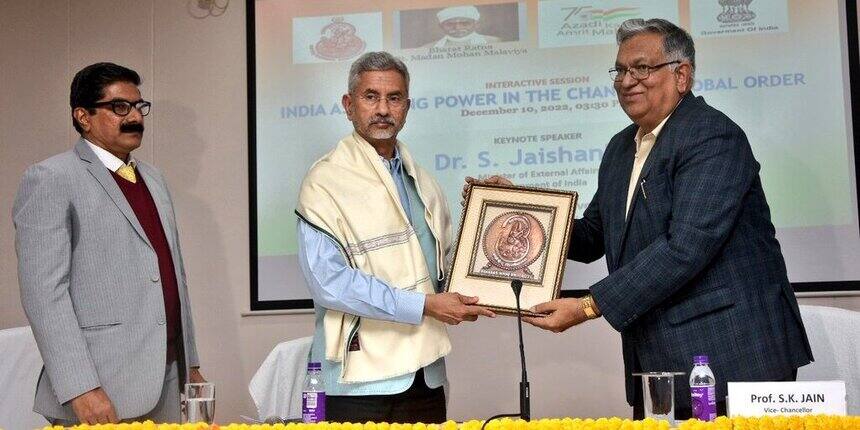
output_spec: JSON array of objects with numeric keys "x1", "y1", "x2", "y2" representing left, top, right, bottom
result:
[
  {"x1": 481, "y1": 211, "x2": 546, "y2": 273},
  {"x1": 311, "y1": 17, "x2": 366, "y2": 61}
]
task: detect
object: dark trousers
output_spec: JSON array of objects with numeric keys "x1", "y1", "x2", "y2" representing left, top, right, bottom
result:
[
  {"x1": 632, "y1": 369, "x2": 798, "y2": 420},
  {"x1": 326, "y1": 369, "x2": 446, "y2": 423}
]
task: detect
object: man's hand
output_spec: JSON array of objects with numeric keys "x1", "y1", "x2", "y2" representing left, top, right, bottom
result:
[
  {"x1": 424, "y1": 292, "x2": 496, "y2": 324},
  {"x1": 70, "y1": 387, "x2": 118, "y2": 425},
  {"x1": 522, "y1": 298, "x2": 589, "y2": 333},
  {"x1": 189, "y1": 368, "x2": 206, "y2": 383},
  {"x1": 462, "y1": 175, "x2": 515, "y2": 205}
]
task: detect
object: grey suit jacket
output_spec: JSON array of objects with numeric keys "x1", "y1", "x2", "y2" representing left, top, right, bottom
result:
[{"x1": 14, "y1": 139, "x2": 200, "y2": 420}]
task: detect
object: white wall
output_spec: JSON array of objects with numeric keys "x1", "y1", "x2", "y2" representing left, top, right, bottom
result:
[{"x1": 1, "y1": 0, "x2": 859, "y2": 424}]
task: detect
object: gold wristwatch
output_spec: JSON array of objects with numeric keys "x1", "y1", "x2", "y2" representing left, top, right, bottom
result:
[{"x1": 581, "y1": 294, "x2": 599, "y2": 319}]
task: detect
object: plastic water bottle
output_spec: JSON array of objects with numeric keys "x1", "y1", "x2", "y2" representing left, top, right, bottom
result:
[
  {"x1": 689, "y1": 355, "x2": 717, "y2": 421},
  {"x1": 302, "y1": 362, "x2": 326, "y2": 423}
]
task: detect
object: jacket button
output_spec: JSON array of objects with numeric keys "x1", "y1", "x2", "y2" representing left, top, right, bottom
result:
[
  {"x1": 151, "y1": 275, "x2": 160, "y2": 283},
  {"x1": 157, "y1": 319, "x2": 166, "y2": 325}
]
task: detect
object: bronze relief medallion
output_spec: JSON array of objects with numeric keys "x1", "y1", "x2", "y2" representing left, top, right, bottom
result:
[{"x1": 477, "y1": 210, "x2": 548, "y2": 282}]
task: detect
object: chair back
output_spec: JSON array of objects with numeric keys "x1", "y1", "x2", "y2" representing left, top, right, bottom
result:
[
  {"x1": 249, "y1": 336, "x2": 314, "y2": 421},
  {"x1": 0, "y1": 326, "x2": 49, "y2": 430},
  {"x1": 797, "y1": 305, "x2": 860, "y2": 414}
]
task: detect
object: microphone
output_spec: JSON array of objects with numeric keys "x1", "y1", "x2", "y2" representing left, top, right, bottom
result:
[
  {"x1": 511, "y1": 280, "x2": 530, "y2": 421},
  {"x1": 481, "y1": 280, "x2": 531, "y2": 430}
]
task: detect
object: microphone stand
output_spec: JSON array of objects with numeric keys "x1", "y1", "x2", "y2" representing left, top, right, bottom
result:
[
  {"x1": 513, "y1": 280, "x2": 531, "y2": 421},
  {"x1": 480, "y1": 280, "x2": 531, "y2": 430}
]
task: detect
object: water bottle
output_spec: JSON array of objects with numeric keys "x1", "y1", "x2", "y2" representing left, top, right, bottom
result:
[
  {"x1": 689, "y1": 355, "x2": 717, "y2": 421},
  {"x1": 302, "y1": 362, "x2": 326, "y2": 423}
]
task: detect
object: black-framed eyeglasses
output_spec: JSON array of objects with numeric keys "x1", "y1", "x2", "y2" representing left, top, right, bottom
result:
[
  {"x1": 609, "y1": 61, "x2": 681, "y2": 82},
  {"x1": 90, "y1": 99, "x2": 151, "y2": 116}
]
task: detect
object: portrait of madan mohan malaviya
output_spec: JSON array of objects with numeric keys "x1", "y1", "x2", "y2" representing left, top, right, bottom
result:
[{"x1": 468, "y1": 201, "x2": 555, "y2": 285}]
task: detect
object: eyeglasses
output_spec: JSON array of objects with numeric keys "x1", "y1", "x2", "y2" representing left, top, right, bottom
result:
[
  {"x1": 90, "y1": 99, "x2": 152, "y2": 116},
  {"x1": 609, "y1": 61, "x2": 680, "y2": 82},
  {"x1": 357, "y1": 93, "x2": 408, "y2": 109}
]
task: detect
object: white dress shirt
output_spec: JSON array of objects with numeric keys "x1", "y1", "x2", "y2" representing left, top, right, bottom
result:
[{"x1": 85, "y1": 139, "x2": 134, "y2": 171}]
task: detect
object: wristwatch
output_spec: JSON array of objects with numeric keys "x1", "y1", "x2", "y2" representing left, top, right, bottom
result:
[{"x1": 581, "y1": 294, "x2": 599, "y2": 319}]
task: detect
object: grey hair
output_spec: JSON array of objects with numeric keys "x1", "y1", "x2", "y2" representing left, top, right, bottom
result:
[
  {"x1": 616, "y1": 18, "x2": 696, "y2": 74},
  {"x1": 347, "y1": 51, "x2": 410, "y2": 94}
]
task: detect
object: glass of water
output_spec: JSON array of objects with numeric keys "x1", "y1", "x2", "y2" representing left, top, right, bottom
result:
[
  {"x1": 633, "y1": 372, "x2": 684, "y2": 426},
  {"x1": 184, "y1": 382, "x2": 215, "y2": 424}
]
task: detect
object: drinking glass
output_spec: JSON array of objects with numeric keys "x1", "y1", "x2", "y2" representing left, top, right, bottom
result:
[
  {"x1": 633, "y1": 372, "x2": 684, "y2": 426},
  {"x1": 183, "y1": 382, "x2": 215, "y2": 424}
]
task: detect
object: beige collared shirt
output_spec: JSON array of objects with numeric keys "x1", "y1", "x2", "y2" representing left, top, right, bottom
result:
[{"x1": 625, "y1": 114, "x2": 672, "y2": 219}]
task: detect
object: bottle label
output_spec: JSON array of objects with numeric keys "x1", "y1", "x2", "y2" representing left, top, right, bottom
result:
[
  {"x1": 690, "y1": 386, "x2": 716, "y2": 421},
  {"x1": 302, "y1": 391, "x2": 326, "y2": 423}
]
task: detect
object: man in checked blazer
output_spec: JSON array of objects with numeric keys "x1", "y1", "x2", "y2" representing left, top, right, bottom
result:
[
  {"x1": 474, "y1": 19, "x2": 812, "y2": 418},
  {"x1": 14, "y1": 62, "x2": 204, "y2": 425}
]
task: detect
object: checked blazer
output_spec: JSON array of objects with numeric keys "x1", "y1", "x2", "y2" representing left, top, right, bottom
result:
[{"x1": 570, "y1": 92, "x2": 813, "y2": 409}]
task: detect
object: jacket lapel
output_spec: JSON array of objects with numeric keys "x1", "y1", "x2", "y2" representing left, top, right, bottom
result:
[
  {"x1": 632, "y1": 93, "x2": 695, "y2": 190},
  {"x1": 607, "y1": 132, "x2": 636, "y2": 269},
  {"x1": 619, "y1": 142, "x2": 657, "y2": 254},
  {"x1": 613, "y1": 92, "x2": 698, "y2": 263},
  {"x1": 617, "y1": 146, "x2": 654, "y2": 262},
  {"x1": 75, "y1": 139, "x2": 154, "y2": 250}
]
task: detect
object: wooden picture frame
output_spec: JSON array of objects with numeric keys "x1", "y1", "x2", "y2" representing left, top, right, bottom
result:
[{"x1": 446, "y1": 184, "x2": 577, "y2": 316}]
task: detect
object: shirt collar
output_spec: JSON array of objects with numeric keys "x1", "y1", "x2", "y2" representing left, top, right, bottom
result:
[
  {"x1": 634, "y1": 99, "x2": 683, "y2": 148},
  {"x1": 380, "y1": 146, "x2": 403, "y2": 174},
  {"x1": 84, "y1": 139, "x2": 135, "y2": 172}
]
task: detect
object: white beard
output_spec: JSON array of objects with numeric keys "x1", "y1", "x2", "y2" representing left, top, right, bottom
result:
[
  {"x1": 434, "y1": 32, "x2": 489, "y2": 48},
  {"x1": 366, "y1": 127, "x2": 397, "y2": 140}
]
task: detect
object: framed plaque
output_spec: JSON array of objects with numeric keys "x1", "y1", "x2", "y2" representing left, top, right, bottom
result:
[{"x1": 446, "y1": 184, "x2": 577, "y2": 316}]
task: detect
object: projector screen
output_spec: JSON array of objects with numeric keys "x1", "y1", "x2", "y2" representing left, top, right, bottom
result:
[{"x1": 248, "y1": 0, "x2": 860, "y2": 310}]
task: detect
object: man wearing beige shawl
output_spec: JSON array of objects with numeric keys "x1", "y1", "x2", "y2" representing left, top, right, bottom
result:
[{"x1": 295, "y1": 51, "x2": 494, "y2": 423}]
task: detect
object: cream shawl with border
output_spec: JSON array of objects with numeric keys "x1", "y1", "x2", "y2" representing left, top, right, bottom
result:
[{"x1": 296, "y1": 132, "x2": 453, "y2": 383}]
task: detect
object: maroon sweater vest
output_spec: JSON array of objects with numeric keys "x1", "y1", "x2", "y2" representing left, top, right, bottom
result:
[{"x1": 110, "y1": 169, "x2": 181, "y2": 361}]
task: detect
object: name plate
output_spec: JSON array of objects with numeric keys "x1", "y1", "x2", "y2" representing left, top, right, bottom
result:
[{"x1": 727, "y1": 381, "x2": 846, "y2": 417}]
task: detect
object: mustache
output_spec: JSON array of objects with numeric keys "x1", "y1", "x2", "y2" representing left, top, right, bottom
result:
[
  {"x1": 120, "y1": 123, "x2": 144, "y2": 134},
  {"x1": 370, "y1": 116, "x2": 395, "y2": 126}
]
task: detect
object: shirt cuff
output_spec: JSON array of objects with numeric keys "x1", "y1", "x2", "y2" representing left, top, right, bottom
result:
[{"x1": 394, "y1": 289, "x2": 426, "y2": 325}]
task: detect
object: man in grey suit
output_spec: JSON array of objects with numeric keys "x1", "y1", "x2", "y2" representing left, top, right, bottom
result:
[{"x1": 14, "y1": 62, "x2": 204, "y2": 425}]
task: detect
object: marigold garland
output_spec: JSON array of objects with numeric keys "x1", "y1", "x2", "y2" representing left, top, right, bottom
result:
[
  {"x1": 678, "y1": 415, "x2": 860, "y2": 430},
  {"x1": 43, "y1": 415, "x2": 859, "y2": 430}
]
